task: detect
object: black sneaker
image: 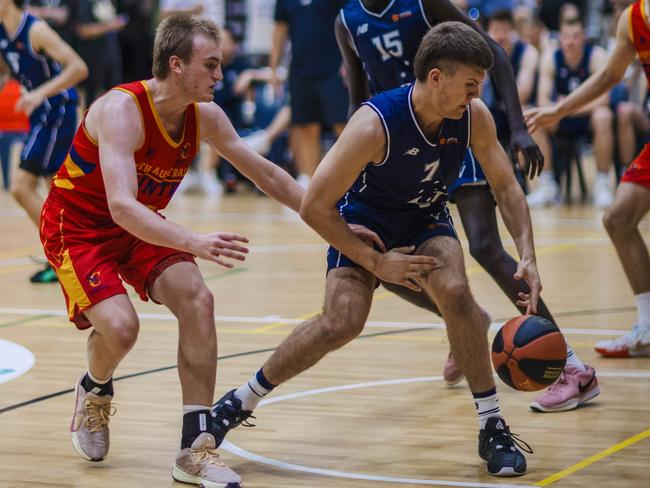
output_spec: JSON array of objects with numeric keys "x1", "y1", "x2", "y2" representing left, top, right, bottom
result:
[
  {"x1": 30, "y1": 264, "x2": 58, "y2": 283},
  {"x1": 478, "y1": 417, "x2": 532, "y2": 476},
  {"x1": 210, "y1": 389, "x2": 255, "y2": 447}
]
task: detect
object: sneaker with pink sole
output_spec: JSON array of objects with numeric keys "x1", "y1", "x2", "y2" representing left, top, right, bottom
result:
[
  {"x1": 70, "y1": 376, "x2": 114, "y2": 461},
  {"x1": 530, "y1": 364, "x2": 599, "y2": 412}
]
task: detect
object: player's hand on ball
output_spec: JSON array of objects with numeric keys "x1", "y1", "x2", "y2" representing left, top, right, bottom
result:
[
  {"x1": 373, "y1": 246, "x2": 441, "y2": 292},
  {"x1": 513, "y1": 258, "x2": 542, "y2": 315},
  {"x1": 194, "y1": 232, "x2": 250, "y2": 268}
]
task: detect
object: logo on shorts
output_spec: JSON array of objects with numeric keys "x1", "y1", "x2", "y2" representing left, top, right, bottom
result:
[{"x1": 88, "y1": 272, "x2": 102, "y2": 287}]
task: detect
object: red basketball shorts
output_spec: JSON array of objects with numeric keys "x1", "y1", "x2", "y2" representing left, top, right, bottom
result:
[
  {"x1": 622, "y1": 143, "x2": 650, "y2": 188},
  {"x1": 40, "y1": 197, "x2": 195, "y2": 329}
]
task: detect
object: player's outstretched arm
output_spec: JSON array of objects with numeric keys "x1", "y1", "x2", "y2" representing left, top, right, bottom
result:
[
  {"x1": 422, "y1": 0, "x2": 543, "y2": 178},
  {"x1": 335, "y1": 14, "x2": 370, "y2": 118},
  {"x1": 301, "y1": 106, "x2": 440, "y2": 290},
  {"x1": 97, "y1": 92, "x2": 249, "y2": 268},
  {"x1": 16, "y1": 20, "x2": 88, "y2": 116},
  {"x1": 527, "y1": 6, "x2": 637, "y2": 132},
  {"x1": 469, "y1": 99, "x2": 540, "y2": 314},
  {"x1": 200, "y1": 102, "x2": 303, "y2": 213}
]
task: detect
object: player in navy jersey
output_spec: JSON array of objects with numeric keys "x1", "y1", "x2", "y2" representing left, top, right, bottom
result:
[
  {"x1": 335, "y1": 1, "x2": 598, "y2": 413},
  {"x1": 528, "y1": 16, "x2": 614, "y2": 208},
  {"x1": 0, "y1": 0, "x2": 87, "y2": 282},
  {"x1": 212, "y1": 22, "x2": 537, "y2": 477}
]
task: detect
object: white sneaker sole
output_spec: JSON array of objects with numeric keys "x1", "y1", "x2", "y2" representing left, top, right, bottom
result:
[
  {"x1": 530, "y1": 385, "x2": 600, "y2": 413},
  {"x1": 172, "y1": 465, "x2": 240, "y2": 488}
]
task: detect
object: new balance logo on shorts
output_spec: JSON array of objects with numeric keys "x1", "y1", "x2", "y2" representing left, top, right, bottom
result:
[{"x1": 403, "y1": 147, "x2": 420, "y2": 156}]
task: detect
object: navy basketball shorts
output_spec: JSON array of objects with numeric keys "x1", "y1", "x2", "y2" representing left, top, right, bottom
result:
[
  {"x1": 557, "y1": 116, "x2": 590, "y2": 139},
  {"x1": 289, "y1": 73, "x2": 348, "y2": 126},
  {"x1": 447, "y1": 148, "x2": 488, "y2": 199},
  {"x1": 326, "y1": 200, "x2": 458, "y2": 274},
  {"x1": 20, "y1": 100, "x2": 77, "y2": 176}
]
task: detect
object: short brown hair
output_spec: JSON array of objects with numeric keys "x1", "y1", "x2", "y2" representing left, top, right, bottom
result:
[
  {"x1": 152, "y1": 13, "x2": 221, "y2": 80},
  {"x1": 413, "y1": 22, "x2": 493, "y2": 81}
]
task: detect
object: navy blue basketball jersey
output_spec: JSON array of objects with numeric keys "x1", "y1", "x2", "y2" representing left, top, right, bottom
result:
[
  {"x1": 340, "y1": 0, "x2": 430, "y2": 94},
  {"x1": 554, "y1": 44, "x2": 593, "y2": 98},
  {"x1": 0, "y1": 12, "x2": 77, "y2": 123},
  {"x1": 343, "y1": 84, "x2": 470, "y2": 213}
]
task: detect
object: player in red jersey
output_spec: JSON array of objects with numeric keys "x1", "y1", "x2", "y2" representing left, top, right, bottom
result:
[
  {"x1": 527, "y1": 0, "x2": 650, "y2": 359},
  {"x1": 40, "y1": 14, "x2": 304, "y2": 487}
]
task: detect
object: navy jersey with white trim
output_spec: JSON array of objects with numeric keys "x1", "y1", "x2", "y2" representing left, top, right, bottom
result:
[
  {"x1": 340, "y1": 0, "x2": 430, "y2": 94},
  {"x1": 0, "y1": 12, "x2": 77, "y2": 124},
  {"x1": 344, "y1": 84, "x2": 470, "y2": 212},
  {"x1": 553, "y1": 44, "x2": 593, "y2": 98}
]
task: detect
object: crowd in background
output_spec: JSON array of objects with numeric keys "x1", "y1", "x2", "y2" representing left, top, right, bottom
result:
[{"x1": 1, "y1": 0, "x2": 647, "y2": 207}]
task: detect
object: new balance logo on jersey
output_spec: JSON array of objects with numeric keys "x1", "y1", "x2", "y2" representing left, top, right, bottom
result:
[
  {"x1": 403, "y1": 147, "x2": 419, "y2": 156},
  {"x1": 357, "y1": 23, "x2": 368, "y2": 35}
]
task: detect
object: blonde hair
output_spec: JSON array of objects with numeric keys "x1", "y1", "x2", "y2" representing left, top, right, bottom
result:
[{"x1": 152, "y1": 13, "x2": 221, "y2": 80}]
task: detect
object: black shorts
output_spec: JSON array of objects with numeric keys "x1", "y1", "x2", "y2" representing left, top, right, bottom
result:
[{"x1": 289, "y1": 73, "x2": 348, "y2": 126}]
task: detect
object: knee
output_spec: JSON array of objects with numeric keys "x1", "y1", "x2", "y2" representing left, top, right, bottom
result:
[
  {"x1": 9, "y1": 180, "x2": 27, "y2": 203},
  {"x1": 603, "y1": 205, "x2": 633, "y2": 237},
  {"x1": 434, "y1": 280, "x2": 472, "y2": 311},
  {"x1": 183, "y1": 283, "x2": 215, "y2": 323},
  {"x1": 617, "y1": 102, "x2": 634, "y2": 124},
  {"x1": 105, "y1": 314, "x2": 139, "y2": 352},
  {"x1": 320, "y1": 307, "x2": 365, "y2": 350},
  {"x1": 592, "y1": 106, "x2": 613, "y2": 131},
  {"x1": 468, "y1": 238, "x2": 504, "y2": 270}
]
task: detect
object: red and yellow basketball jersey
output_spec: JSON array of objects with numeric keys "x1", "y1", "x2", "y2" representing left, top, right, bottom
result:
[
  {"x1": 50, "y1": 80, "x2": 200, "y2": 221},
  {"x1": 630, "y1": 1, "x2": 650, "y2": 87}
]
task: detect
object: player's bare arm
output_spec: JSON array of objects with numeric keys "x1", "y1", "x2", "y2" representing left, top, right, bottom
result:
[
  {"x1": 335, "y1": 14, "x2": 370, "y2": 117},
  {"x1": 92, "y1": 91, "x2": 249, "y2": 268},
  {"x1": 16, "y1": 20, "x2": 87, "y2": 116},
  {"x1": 269, "y1": 21, "x2": 288, "y2": 89},
  {"x1": 470, "y1": 99, "x2": 541, "y2": 314},
  {"x1": 422, "y1": 0, "x2": 543, "y2": 178},
  {"x1": 300, "y1": 105, "x2": 439, "y2": 291},
  {"x1": 527, "y1": 7, "x2": 637, "y2": 132},
  {"x1": 200, "y1": 102, "x2": 303, "y2": 213}
]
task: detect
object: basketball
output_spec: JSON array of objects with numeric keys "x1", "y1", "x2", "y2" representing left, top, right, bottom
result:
[{"x1": 491, "y1": 315, "x2": 568, "y2": 391}]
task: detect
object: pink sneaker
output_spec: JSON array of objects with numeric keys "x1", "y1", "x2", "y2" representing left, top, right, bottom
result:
[
  {"x1": 443, "y1": 353, "x2": 464, "y2": 385},
  {"x1": 530, "y1": 364, "x2": 599, "y2": 412}
]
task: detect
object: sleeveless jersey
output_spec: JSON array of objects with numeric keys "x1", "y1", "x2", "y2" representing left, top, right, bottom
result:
[
  {"x1": 630, "y1": 1, "x2": 650, "y2": 87},
  {"x1": 343, "y1": 84, "x2": 470, "y2": 213},
  {"x1": 340, "y1": 0, "x2": 430, "y2": 95},
  {"x1": 553, "y1": 43, "x2": 593, "y2": 98},
  {"x1": 0, "y1": 12, "x2": 77, "y2": 125},
  {"x1": 50, "y1": 80, "x2": 199, "y2": 223}
]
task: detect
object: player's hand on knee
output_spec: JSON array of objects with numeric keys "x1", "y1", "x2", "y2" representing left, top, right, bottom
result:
[
  {"x1": 374, "y1": 246, "x2": 441, "y2": 292},
  {"x1": 194, "y1": 232, "x2": 250, "y2": 268},
  {"x1": 513, "y1": 258, "x2": 542, "y2": 315},
  {"x1": 348, "y1": 224, "x2": 386, "y2": 252}
]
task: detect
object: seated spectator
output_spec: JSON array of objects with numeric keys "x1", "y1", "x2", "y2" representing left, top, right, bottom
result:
[{"x1": 528, "y1": 16, "x2": 615, "y2": 207}]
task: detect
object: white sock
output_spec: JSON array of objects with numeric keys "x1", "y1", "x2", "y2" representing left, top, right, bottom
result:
[
  {"x1": 183, "y1": 404, "x2": 210, "y2": 415},
  {"x1": 473, "y1": 388, "x2": 501, "y2": 429},
  {"x1": 234, "y1": 370, "x2": 275, "y2": 411},
  {"x1": 564, "y1": 344, "x2": 586, "y2": 370},
  {"x1": 635, "y1": 291, "x2": 650, "y2": 331}
]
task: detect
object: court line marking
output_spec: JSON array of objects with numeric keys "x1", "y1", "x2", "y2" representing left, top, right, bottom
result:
[
  {"x1": 223, "y1": 376, "x2": 537, "y2": 488},
  {"x1": 222, "y1": 374, "x2": 650, "y2": 486},
  {"x1": 0, "y1": 306, "x2": 637, "y2": 336},
  {"x1": 534, "y1": 428, "x2": 650, "y2": 486}
]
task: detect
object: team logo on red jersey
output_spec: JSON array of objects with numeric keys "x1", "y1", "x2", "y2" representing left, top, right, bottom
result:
[{"x1": 180, "y1": 142, "x2": 191, "y2": 159}]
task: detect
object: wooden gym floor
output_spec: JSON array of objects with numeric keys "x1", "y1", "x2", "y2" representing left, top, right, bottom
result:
[{"x1": 0, "y1": 184, "x2": 649, "y2": 488}]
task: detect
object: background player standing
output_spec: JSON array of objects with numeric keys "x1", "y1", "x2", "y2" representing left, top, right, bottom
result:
[{"x1": 0, "y1": 0, "x2": 87, "y2": 283}]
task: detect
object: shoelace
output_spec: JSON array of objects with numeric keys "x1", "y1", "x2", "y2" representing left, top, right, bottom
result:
[
  {"x1": 545, "y1": 370, "x2": 568, "y2": 393},
  {"x1": 490, "y1": 429, "x2": 534, "y2": 455},
  {"x1": 84, "y1": 400, "x2": 116, "y2": 433},
  {"x1": 216, "y1": 401, "x2": 257, "y2": 428},
  {"x1": 193, "y1": 447, "x2": 228, "y2": 468}
]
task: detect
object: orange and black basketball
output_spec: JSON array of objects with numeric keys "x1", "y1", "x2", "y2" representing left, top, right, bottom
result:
[{"x1": 491, "y1": 315, "x2": 567, "y2": 391}]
